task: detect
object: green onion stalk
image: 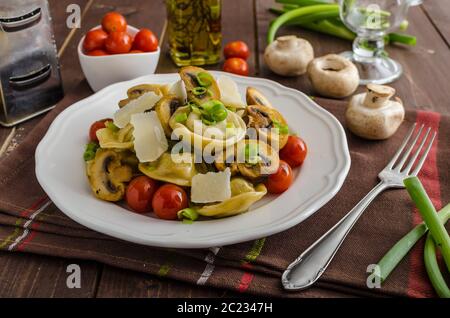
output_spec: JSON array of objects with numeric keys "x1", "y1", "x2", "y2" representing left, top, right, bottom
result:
[
  {"x1": 268, "y1": 1, "x2": 416, "y2": 46},
  {"x1": 404, "y1": 177, "x2": 450, "y2": 272},
  {"x1": 375, "y1": 176, "x2": 450, "y2": 298}
]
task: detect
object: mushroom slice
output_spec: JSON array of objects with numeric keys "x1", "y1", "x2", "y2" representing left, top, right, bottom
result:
[
  {"x1": 245, "y1": 105, "x2": 289, "y2": 149},
  {"x1": 214, "y1": 147, "x2": 239, "y2": 175},
  {"x1": 246, "y1": 87, "x2": 273, "y2": 108},
  {"x1": 216, "y1": 140, "x2": 279, "y2": 182},
  {"x1": 86, "y1": 149, "x2": 132, "y2": 202},
  {"x1": 119, "y1": 84, "x2": 166, "y2": 108},
  {"x1": 196, "y1": 178, "x2": 267, "y2": 218},
  {"x1": 179, "y1": 66, "x2": 220, "y2": 105},
  {"x1": 155, "y1": 95, "x2": 183, "y2": 137}
]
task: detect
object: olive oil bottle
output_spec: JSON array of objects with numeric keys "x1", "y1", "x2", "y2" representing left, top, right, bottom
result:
[{"x1": 166, "y1": 0, "x2": 221, "y2": 66}]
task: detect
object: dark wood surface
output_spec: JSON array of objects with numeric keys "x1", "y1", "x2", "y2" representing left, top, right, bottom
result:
[{"x1": 0, "y1": 0, "x2": 448, "y2": 297}]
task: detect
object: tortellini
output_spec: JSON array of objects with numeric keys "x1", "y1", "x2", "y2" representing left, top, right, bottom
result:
[
  {"x1": 97, "y1": 124, "x2": 134, "y2": 149},
  {"x1": 169, "y1": 106, "x2": 247, "y2": 149},
  {"x1": 138, "y1": 152, "x2": 197, "y2": 186},
  {"x1": 197, "y1": 178, "x2": 267, "y2": 218}
]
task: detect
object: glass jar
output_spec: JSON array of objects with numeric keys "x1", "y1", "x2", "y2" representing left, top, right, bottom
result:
[{"x1": 166, "y1": 0, "x2": 222, "y2": 66}]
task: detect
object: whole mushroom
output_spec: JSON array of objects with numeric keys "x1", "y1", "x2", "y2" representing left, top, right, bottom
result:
[
  {"x1": 307, "y1": 54, "x2": 359, "y2": 98},
  {"x1": 346, "y1": 84, "x2": 405, "y2": 140},
  {"x1": 264, "y1": 35, "x2": 314, "y2": 76}
]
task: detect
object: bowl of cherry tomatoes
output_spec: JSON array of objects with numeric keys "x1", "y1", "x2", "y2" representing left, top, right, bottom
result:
[{"x1": 78, "y1": 12, "x2": 160, "y2": 92}]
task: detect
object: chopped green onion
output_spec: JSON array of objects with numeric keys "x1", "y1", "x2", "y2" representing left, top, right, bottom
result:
[
  {"x1": 201, "y1": 118, "x2": 216, "y2": 126},
  {"x1": 83, "y1": 142, "x2": 99, "y2": 161},
  {"x1": 175, "y1": 113, "x2": 188, "y2": 123},
  {"x1": 192, "y1": 86, "x2": 208, "y2": 96},
  {"x1": 177, "y1": 208, "x2": 199, "y2": 223},
  {"x1": 245, "y1": 143, "x2": 259, "y2": 165},
  {"x1": 404, "y1": 177, "x2": 450, "y2": 272},
  {"x1": 272, "y1": 120, "x2": 289, "y2": 135},
  {"x1": 106, "y1": 121, "x2": 120, "y2": 132},
  {"x1": 188, "y1": 101, "x2": 203, "y2": 116},
  {"x1": 226, "y1": 122, "x2": 235, "y2": 129},
  {"x1": 196, "y1": 72, "x2": 214, "y2": 87},
  {"x1": 200, "y1": 100, "x2": 228, "y2": 124}
]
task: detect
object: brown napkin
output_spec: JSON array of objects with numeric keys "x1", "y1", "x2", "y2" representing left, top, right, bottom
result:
[{"x1": 0, "y1": 81, "x2": 448, "y2": 298}]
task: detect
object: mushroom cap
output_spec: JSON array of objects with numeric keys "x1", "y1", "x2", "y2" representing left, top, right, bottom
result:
[
  {"x1": 345, "y1": 92, "x2": 405, "y2": 140},
  {"x1": 307, "y1": 54, "x2": 359, "y2": 98},
  {"x1": 264, "y1": 35, "x2": 314, "y2": 77}
]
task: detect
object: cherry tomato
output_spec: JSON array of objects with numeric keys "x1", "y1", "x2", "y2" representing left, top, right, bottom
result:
[
  {"x1": 126, "y1": 176, "x2": 159, "y2": 213},
  {"x1": 101, "y1": 12, "x2": 127, "y2": 33},
  {"x1": 265, "y1": 160, "x2": 293, "y2": 194},
  {"x1": 224, "y1": 41, "x2": 250, "y2": 60},
  {"x1": 152, "y1": 184, "x2": 188, "y2": 220},
  {"x1": 89, "y1": 118, "x2": 111, "y2": 142},
  {"x1": 280, "y1": 136, "x2": 308, "y2": 168},
  {"x1": 83, "y1": 29, "x2": 108, "y2": 52},
  {"x1": 129, "y1": 49, "x2": 144, "y2": 54},
  {"x1": 105, "y1": 31, "x2": 132, "y2": 54},
  {"x1": 133, "y1": 28, "x2": 159, "y2": 52},
  {"x1": 223, "y1": 57, "x2": 249, "y2": 76},
  {"x1": 87, "y1": 49, "x2": 109, "y2": 56}
]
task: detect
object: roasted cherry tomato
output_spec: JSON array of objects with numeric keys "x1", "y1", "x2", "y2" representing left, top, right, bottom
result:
[
  {"x1": 87, "y1": 49, "x2": 109, "y2": 56},
  {"x1": 224, "y1": 41, "x2": 250, "y2": 60},
  {"x1": 265, "y1": 160, "x2": 293, "y2": 194},
  {"x1": 279, "y1": 136, "x2": 308, "y2": 168},
  {"x1": 223, "y1": 57, "x2": 249, "y2": 76},
  {"x1": 89, "y1": 118, "x2": 111, "y2": 142},
  {"x1": 105, "y1": 31, "x2": 132, "y2": 54},
  {"x1": 133, "y1": 28, "x2": 159, "y2": 52},
  {"x1": 101, "y1": 12, "x2": 127, "y2": 33},
  {"x1": 126, "y1": 176, "x2": 159, "y2": 213},
  {"x1": 83, "y1": 29, "x2": 108, "y2": 52},
  {"x1": 129, "y1": 49, "x2": 144, "y2": 54},
  {"x1": 152, "y1": 184, "x2": 188, "y2": 220}
]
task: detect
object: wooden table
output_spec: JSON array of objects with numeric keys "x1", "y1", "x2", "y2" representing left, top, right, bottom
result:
[{"x1": 0, "y1": 0, "x2": 448, "y2": 297}]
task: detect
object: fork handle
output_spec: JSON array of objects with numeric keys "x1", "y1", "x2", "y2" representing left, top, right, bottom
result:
[{"x1": 282, "y1": 181, "x2": 389, "y2": 290}]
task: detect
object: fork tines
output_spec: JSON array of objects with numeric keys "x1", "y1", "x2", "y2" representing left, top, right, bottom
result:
[{"x1": 386, "y1": 123, "x2": 437, "y2": 176}]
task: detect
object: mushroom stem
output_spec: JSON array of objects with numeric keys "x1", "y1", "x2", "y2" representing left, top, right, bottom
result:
[{"x1": 363, "y1": 83, "x2": 396, "y2": 109}]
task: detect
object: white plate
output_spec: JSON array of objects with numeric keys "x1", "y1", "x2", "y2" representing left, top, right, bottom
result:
[{"x1": 35, "y1": 72, "x2": 350, "y2": 248}]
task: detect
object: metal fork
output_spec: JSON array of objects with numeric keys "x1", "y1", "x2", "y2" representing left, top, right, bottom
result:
[{"x1": 282, "y1": 123, "x2": 437, "y2": 290}]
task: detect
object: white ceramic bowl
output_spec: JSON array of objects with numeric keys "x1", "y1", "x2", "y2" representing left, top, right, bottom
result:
[{"x1": 78, "y1": 25, "x2": 160, "y2": 92}]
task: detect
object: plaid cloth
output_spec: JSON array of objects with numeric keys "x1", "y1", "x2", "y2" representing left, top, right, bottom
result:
[{"x1": 0, "y1": 80, "x2": 448, "y2": 297}]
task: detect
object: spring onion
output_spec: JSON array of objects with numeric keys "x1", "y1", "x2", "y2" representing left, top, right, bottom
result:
[
  {"x1": 245, "y1": 143, "x2": 260, "y2": 165},
  {"x1": 404, "y1": 177, "x2": 450, "y2": 272},
  {"x1": 83, "y1": 142, "x2": 99, "y2": 161},
  {"x1": 196, "y1": 72, "x2": 214, "y2": 87},
  {"x1": 268, "y1": 4, "x2": 339, "y2": 43},
  {"x1": 106, "y1": 121, "x2": 120, "y2": 132},
  {"x1": 175, "y1": 113, "x2": 188, "y2": 123},
  {"x1": 177, "y1": 208, "x2": 199, "y2": 224},
  {"x1": 200, "y1": 100, "x2": 228, "y2": 124},
  {"x1": 269, "y1": 2, "x2": 416, "y2": 46},
  {"x1": 376, "y1": 203, "x2": 450, "y2": 282},
  {"x1": 272, "y1": 120, "x2": 289, "y2": 135},
  {"x1": 192, "y1": 86, "x2": 208, "y2": 96},
  {"x1": 424, "y1": 233, "x2": 450, "y2": 298}
]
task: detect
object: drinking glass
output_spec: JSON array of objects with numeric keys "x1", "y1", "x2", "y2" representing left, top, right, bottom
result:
[{"x1": 338, "y1": 0, "x2": 414, "y2": 84}]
